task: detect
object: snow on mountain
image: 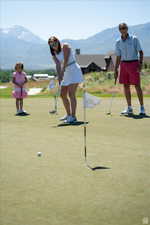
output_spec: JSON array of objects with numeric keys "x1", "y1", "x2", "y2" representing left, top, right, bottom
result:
[
  {"x1": 0, "y1": 25, "x2": 45, "y2": 44},
  {"x1": 0, "y1": 23, "x2": 150, "y2": 69}
]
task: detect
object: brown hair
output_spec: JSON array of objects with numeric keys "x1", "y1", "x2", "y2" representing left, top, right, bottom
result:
[
  {"x1": 48, "y1": 36, "x2": 61, "y2": 56},
  {"x1": 119, "y1": 23, "x2": 128, "y2": 29},
  {"x1": 15, "y1": 62, "x2": 24, "y2": 70}
]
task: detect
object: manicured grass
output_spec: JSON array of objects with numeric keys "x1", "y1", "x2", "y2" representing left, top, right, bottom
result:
[{"x1": 0, "y1": 98, "x2": 150, "y2": 225}]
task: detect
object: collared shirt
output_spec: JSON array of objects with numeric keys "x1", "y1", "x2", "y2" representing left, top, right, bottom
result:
[{"x1": 115, "y1": 34, "x2": 142, "y2": 61}]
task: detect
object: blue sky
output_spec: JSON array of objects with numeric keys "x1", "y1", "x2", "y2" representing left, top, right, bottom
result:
[{"x1": 0, "y1": 0, "x2": 150, "y2": 40}]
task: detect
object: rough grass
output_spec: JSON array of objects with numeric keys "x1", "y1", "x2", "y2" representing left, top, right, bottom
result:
[
  {"x1": 0, "y1": 98, "x2": 150, "y2": 225},
  {"x1": 0, "y1": 70, "x2": 150, "y2": 98}
]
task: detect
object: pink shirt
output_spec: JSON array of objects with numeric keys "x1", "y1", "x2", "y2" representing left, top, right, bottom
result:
[{"x1": 13, "y1": 71, "x2": 27, "y2": 88}]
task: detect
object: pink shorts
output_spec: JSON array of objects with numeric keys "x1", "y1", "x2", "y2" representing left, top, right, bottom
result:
[
  {"x1": 119, "y1": 61, "x2": 140, "y2": 85},
  {"x1": 12, "y1": 88, "x2": 28, "y2": 99}
]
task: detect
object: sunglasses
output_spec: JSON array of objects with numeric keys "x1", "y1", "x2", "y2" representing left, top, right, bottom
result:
[
  {"x1": 119, "y1": 27, "x2": 127, "y2": 30},
  {"x1": 49, "y1": 41, "x2": 58, "y2": 48}
]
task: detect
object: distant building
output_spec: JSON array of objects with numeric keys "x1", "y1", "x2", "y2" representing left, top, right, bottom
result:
[
  {"x1": 75, "y1": 49, "x2": 114, "y2": 74},
  {"x1": 32, "y1": 74, "x2": 55, "y2": 80},
  {"x1": 26, "y1": 75, "x2": 32, "y2": 80},
  {"x1": 75, "y1": 49, "x2": 150, "y2": 74}
]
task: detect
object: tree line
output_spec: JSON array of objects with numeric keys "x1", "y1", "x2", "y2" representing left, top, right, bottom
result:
[
  {"x1": 0, "y1": 63, "x2": 150, "y2": 83},
  {"x1": 0, "y1": 69, "x2": 56, "y2": 83}
]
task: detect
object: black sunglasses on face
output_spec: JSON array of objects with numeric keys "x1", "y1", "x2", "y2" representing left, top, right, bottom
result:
[
  {"x1": 119, "y1": 27, "x2": 127, "y2": 30},
  {"x1": 49, "y1": 41, "x2": 58, "y2": 48}
]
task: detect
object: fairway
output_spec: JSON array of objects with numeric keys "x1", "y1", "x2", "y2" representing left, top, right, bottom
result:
[{"x1": 0, "y1": 97, "x2": 150, "y2": 225}]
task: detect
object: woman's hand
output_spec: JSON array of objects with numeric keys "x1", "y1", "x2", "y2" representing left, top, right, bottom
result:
[
  {"x1": 58, "y1": 74, "x2": 63, "y2": 85},
  {"x1": 61, "y1": 66, "x2": 65, "y2": 74}
]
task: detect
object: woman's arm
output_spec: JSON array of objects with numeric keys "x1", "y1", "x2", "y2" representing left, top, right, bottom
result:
[
  {"x1": 52, "y1": 55, "x2": 61, "y2": 75},
  {"x1": 62, "y1": 44, "x2": 70, "y2": 72},
  {"x1": 52, "y1": 55, "x2": 63, "y2": 84}
]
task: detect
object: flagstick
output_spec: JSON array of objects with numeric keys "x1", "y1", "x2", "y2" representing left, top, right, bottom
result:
[
  {"x1": 83, "y1": 91, "x2": 87, "y2": 160},
  {"x1": 83, "y1": 89, "x2": 93, "y2": 170}
]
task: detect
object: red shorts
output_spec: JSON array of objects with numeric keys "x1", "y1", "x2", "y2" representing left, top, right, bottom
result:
[{"x1": 119, "y1": 61, "x2": 140, "y2": 85}]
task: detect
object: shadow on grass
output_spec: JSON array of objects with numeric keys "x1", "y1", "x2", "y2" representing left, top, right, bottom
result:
[
  {"x1": 15, "y1": 112, "x2": 30, "y2": 116},
  {"x1": 85, "y1": 160, "x2": 110, "y2": 171},
  {"x1": 123, "y1": 114, "x2": 150, "y2": 119},
  {"x1": 57, "y1": 121, "x2": 89, "y2": 127},
  {"x1": 91, "y1": 166, "x2": 110, "y2": 171}
]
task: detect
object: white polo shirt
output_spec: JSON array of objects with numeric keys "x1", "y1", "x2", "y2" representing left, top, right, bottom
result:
[{"x1": 115, "y1": 34, "x2": 142, "y2": 61}]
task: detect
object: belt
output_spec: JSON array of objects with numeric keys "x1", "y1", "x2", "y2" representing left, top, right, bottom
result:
[
  {"x1": 121, "y1": 60, "x2": 138, "y2": 63},
  {"x1": 66, "y1": 61, "x2": 76, "y2": 67}
]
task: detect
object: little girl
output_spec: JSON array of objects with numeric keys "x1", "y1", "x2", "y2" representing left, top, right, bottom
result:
[{"x1": 12, "y1": 63, "x2": 28, "y2": 115}]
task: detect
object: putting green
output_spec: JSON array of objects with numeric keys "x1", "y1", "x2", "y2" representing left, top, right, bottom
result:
[{"x1": 0, "y1": 97, "x2": 150, "y2": 225}]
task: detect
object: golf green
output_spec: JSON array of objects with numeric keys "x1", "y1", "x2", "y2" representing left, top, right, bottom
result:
[{"x1": 0, "y1": 97, "x2": 150, "y2": 225}]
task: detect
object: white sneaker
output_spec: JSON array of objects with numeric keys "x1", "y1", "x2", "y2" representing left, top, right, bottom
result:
[
  {"x1": 21, "y1": 109, "x2": 28, "y2": 115},
  {"x1": 20, "y1": 109, "x2": 26, "y2": 113},
  {"x1": 59, "y1": 115, "x2": 67, "y2": 121},
  {"x1": 121, "y1": 107, "x2": 133, "y2": 115},
  {"x1": 140, "y1": 106, "x2": 146, "y2": 115},
  {"x1": 17, "y1": 109, "x2": 22, "y2": 113},
  {"x1": 65, "y1": 116, "x2": 77, "y2": 123},
  {"x1": 16, "y1": 110, "x2": 20, "y2": 115}
]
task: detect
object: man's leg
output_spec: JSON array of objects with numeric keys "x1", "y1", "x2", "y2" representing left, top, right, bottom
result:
[
  {"x1": 135, "y1": 84, "x2": 145, "y2": 114},
  {"x1": 123, "y1": 84, "x2": 132, "y2": 107},
  {"x1": 135, "y1": 84, "x2": 144, "y2": 106}
]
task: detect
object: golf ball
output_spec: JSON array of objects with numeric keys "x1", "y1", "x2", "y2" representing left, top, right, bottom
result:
[{"x1": 37, "y1": 152, "x2": 42, "y2": 157}]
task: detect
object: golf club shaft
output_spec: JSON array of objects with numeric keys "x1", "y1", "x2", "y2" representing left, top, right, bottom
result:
[
  {"x1": 21, "y1": 87, "x2": 23, "y2": 98},
  {"x1": 108, "y1": 93, "x2": 115, "y2": 114},
  {"x1": 54, "y1": 95, "x2": 57, "y2": 112}
]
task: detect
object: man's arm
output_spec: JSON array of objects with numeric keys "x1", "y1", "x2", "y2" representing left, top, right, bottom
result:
[
  {"x1": 114, "y1": 56, "x2": 121, "y2": 85},
  {"x1": 139, "y1": 50, "x2": 143, "y2": 72}
]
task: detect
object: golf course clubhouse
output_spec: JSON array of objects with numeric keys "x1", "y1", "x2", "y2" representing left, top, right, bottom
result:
[{"x1": 75, "y1": 49, "x2": 115, "y2": 74}]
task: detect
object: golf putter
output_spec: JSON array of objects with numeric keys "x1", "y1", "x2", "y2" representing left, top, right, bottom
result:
[
  {"x1": 21, "y1": 86, "x2": 23, "y2": 98},
  {"x1": 107, "y1": 92, "x2": 116, "y2": 116},
  {"x1": 49, "y1": 83, "x2": 60, "y2": 115},
  {"x1": 49, "y1": 95, "x2": 57, "y2": 114}
]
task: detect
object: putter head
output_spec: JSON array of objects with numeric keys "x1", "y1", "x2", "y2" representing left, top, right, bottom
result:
[
  {"x1": 107, "y1": 112, "x2": 112, "y2": 115},
  {"x1": 49, "y1": 110, "x2": 57, "y2": 114}
]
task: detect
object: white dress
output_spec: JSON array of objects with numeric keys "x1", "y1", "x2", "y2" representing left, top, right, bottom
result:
[{"x1": 56, "y1": 47, "x2": 83, "y2": 86}]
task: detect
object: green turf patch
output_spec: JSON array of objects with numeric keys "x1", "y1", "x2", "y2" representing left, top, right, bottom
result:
[{"x1": 0, "y1": 98, "x2": 150, "y2": 225}]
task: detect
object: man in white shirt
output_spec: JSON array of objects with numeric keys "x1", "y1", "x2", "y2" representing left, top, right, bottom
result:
[{"x1": 114, "y1": 23, "x2": 145, "y2": 115}]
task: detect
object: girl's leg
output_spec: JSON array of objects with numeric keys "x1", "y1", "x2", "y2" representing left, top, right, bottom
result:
[
  {"x1": 60, "y1": 86, "x2": 71, "y2": 115},
  {"x1": 68, "y1": 83, "x2": 78, "y2": 117},
  {"x1": 20, "y1": 98, "x2": 23, "y2": 111},
  {"x1": 16, "y1": 99, "x2": 20, "y2": 111}
]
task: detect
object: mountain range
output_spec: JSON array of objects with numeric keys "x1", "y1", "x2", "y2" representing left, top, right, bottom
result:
[{"x1": 0, "y1": 23, "x2": 150, "y2": 70}]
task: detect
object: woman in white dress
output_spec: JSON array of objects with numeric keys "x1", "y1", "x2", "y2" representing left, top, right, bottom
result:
[{"x1": 48, "y1": 36, "x2": 83, "y2": 123}]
